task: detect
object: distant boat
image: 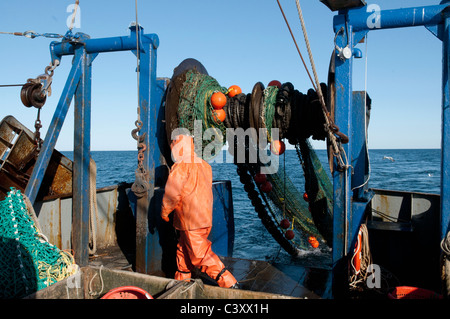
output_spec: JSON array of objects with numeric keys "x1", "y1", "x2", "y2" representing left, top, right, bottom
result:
[{"x1": 383, "y1": 156, "x2": 395, "y2": 162}]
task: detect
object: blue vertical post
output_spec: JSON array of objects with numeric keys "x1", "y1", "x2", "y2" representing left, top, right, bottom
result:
[
  {"x1": 24, "y1": 56, "x2": 83, "y2": 204},
  {"x1": 72, "y1": 38, "x2": 97, "y2": 266},
  {"x1": 331, "y1": 18, "x2": 354, "y2": 297},
  {"x1": 131, "y1": 25, "x2": 163, "y2": 274},
  {"x1": 441, "y1": 7, "x2": 450, "y2": 243},
  {"x1": 332, "y1": 20, "x2": 353, "y2": 266}
]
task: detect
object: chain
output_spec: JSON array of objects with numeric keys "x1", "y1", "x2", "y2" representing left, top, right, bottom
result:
[
  {"x1": 130, "y1": 0, "x2": 149, "y2": 198},
  {"x1": 39, "y1": 59, "x2": 60, "y2": 97},
  {"x1": 0, "y1": 30, "x2": 65, "y2": 39},
  {"x1": 34, "y1": 108, "x2": 42, "y2": 151}
]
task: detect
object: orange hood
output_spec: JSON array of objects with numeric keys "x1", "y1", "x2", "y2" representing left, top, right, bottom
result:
[{"x1": 170, "y1": 134, "x2": 198, "y2": 163}]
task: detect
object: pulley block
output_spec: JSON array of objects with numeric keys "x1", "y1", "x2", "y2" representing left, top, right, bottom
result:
[{"x1": 20, "y1": 82, "x2": 47, "y2": 108}]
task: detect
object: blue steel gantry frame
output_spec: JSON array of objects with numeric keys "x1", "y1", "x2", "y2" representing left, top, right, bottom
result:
[
  {"x1": 23, "y1": 25, "x2": 166, "y2": 271},
  {"x1": 331, "y1": 1, "x2": 450, "y2": 294},
  {"x1": 20, "y1": 1, "x2": 450, "y2": 294}
]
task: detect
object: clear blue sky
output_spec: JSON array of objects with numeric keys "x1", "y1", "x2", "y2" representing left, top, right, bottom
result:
[{"x1": 0, "y1": 0, "x2": 443, "y2": 151}]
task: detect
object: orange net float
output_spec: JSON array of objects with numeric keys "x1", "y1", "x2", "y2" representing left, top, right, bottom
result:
[
  {"x1": 285, "y1": 229, "x2": 295, "y2": 240},
  {"x1": 268, "y1": 80, "x2": 282, "y2": 88},
  {"x1": 212, "y1": 108, "x2": 226, "y2": 122},
  {"x1": 270, "y1": 140, "x2": 286, "y2": 155},
  {"x1": 260, "y1": 181, "x2": 272, "y2": 193},
  {"x1": 254, "y1": 173, "x2": 267, "y2": 184},
  {"x1": 280, "y1": 218, "x2": 290, "y2": 229},
  {"x1": 227, "y1": 85, "x2": 242, "y2": 98},
  {"x1": 303, "y1": 192, "x2": 309, "y2": 202},
  {"x1": 211, "y1": 91, "x2": 227, "y2": 109},
  {"x1": 308, "y1": 236, "x2": 319, "y2": 248}
]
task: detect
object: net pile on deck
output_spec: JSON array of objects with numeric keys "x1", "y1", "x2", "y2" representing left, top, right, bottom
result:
[
  {"x1": 168, "y1": 66, "x2": 333, "y2": 255},
  {"x1": 0, "y1": 188, "x2": 77, "y2": 298}
]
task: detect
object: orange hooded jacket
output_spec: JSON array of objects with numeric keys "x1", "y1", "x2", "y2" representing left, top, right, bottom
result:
[{"x1": 161, "y1": 134, "x2": 213, "y2": 231}]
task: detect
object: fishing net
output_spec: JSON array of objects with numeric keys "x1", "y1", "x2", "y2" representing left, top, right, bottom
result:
[
  {"x1": 177, "y1": 69, "x2": 228, "y2": 161},
  {"x1": 0, "y1": 188, "x2": 78, "y2": 298},
  {"x1": 249, "y1": 138, "x2": 333, "y2": 252},
  {"x1": 172, "y1": 66, "x2": 333, "y2": 253}
]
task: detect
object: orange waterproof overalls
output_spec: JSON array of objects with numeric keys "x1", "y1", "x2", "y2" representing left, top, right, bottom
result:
[{"x1": 161, "y1": 134, "x2": 237, "y2": 288}]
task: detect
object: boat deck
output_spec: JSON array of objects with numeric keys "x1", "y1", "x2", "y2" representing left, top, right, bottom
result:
[{"x1": 87, "y1": 245, "x2": 331, "y2": 299}]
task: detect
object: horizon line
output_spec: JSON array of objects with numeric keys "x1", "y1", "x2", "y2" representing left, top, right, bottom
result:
[{"x1": 59, "y1": 147, "x2": 442, "y2": 152}]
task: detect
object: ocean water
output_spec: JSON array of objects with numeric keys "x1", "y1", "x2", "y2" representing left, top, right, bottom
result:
[{"x1": 63, "y1": 148, "x2": 441, "y2": 263}]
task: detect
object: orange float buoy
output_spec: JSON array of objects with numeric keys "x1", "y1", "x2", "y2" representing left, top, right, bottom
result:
[
  {"x1": 211, "y1": 91, "x2": 227, "y2": 109},
  {"x1": 268, "y1": 80, "x2": 282, "y2": 88},
  {"x1": 227, "y1": 85, "x2": 242, "y2": 98},
  {"x1": 254, "y1": 173, "x2": 267, "y2": 184},
  {"x1": 303, "y1": 192, "x2": 309, "y2": 202},
  {"x1": 308, "y1": 236, "x2": 319, "y2": 248},
  {"x1": 270, "y1": 140, "x2": 285, "y2": 155},
  {"x1": 213, "y1": 109, "x2": 226, "y2": 122},
  {"x1": 285, "y1": 230, "x2": 295, "y2": 240},
  {"x1": 280, "y1": 219, "x2": 290, "y2": 229},
  {"x1": 260, "y1": 181, "x2": 272, "y2": 193}
]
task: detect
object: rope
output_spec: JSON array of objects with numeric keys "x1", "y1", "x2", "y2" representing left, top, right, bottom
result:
[
  {"x1": 441, "y1": 230, "x2": 450, "y2": 297},
  {"x1": 89, "y1": 158, "x2": 98, "y2": 256},
  {"x1": 135, "y1": 0, "x2": 141, "y2": 123},
  {"x1": 352, "y1": 35, "x2": 371, "y2": 191},
  {"x1": 275, "y1": 0, "x2": 316, "y2": 91},
  {"x1": 88, "y1": 265, "x2": 104, "y2": 297},
  {"x1": 68, "y1": 0, "x2": 80, "y2": 32},
  {"x1": 293, "y1": 0, "x2": 349, "y2": 171},
  {"x1": 0, "y1": 84, "x2": 25, "y2": 87},
  {"x1": 349, "y1": 224, "x2": 372, "y2": 289}
]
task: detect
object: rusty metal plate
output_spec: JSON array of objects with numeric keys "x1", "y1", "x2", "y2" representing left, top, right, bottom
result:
[
  {"x1": 320, "y1": 0, "x2": 366, "y2": 11},
  {"x1": 0, "y1": 116, "x2": 73, "y2": 201}
]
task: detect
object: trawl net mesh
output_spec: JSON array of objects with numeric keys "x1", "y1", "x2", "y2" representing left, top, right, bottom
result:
[{"x1": 0, "y1": 188, "x2": 77, "y2": 298}]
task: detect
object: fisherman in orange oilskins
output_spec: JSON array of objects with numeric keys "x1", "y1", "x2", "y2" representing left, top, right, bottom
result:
[{"x1": 161, "y1": 134, "x2": 239, "y2": 289}]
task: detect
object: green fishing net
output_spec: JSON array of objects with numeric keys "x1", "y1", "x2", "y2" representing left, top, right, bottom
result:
[
  {"x1": 0, "y1": 188, "x2": 77, "y2": 298},
  {"x1": 176, "y1": 69, "x2": 333, "y2": 251},
  {"x1": 177, "y1": 69, "x2": 228, "y2": 161}
]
